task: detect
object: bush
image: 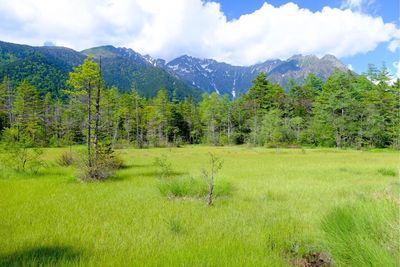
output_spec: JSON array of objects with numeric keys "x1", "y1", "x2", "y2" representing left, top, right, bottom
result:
[
  {"x1": 0, "y1": 129, "x2": 45, "y2": 173},
  {"x1": 322, "y1": 198, "x2": 399, "y2": 266},
  {"x1": 56, "y1": 151, "x2": 75, "y2": 166},
  {"x1": 158, "y1": 175, "x2": 231, "y2": 198},
  {"x1": 154, "y1": 155, "x2": 172, "y2": 179},
  {"x1": 77, "y1": 143, "x2": 123, "y2": 181}
]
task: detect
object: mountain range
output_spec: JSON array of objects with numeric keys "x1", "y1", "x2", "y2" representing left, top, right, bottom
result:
[{"x1": 0, "y1": 40, "x2": 349, "y2": 99}]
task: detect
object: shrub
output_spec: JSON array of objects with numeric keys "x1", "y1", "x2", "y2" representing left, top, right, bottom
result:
[
  {"x1": 154, "y1": 154, "x2": 172, "y2": 179},
  {"x1": 0, "y1": 129, "x2": 45, "y2": 173},
  {"x1": 322, "y1": 199, "x2": 399, "y2": 266},
  {"x1": 1, "y1": 147, "x2": 45, "y2": 173},
  {"x1": 77, "y1": 143, "x2": 123, "y2": 181},
  {"x1": 56, "y1": 151, "x2": 75, "y2": 166}
]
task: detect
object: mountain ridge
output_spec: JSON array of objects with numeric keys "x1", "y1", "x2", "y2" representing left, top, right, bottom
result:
[
  {"x1": 0, "y1": 40, "x2": 349, "y2": 98},
  {"x1": 160, "y1": 52, "x2": 348, "y2": 96}
]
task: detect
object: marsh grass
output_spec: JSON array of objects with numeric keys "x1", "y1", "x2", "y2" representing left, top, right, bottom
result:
[
  {"x1": 0, "y1": 246, "x2": 83, "y2": 267},
  {"x1": 56, "y1": 151, "x2": 75, "y2": 166},
  {"x1": 0, "y1": 146, "x2": 398, "y2": 266},
  {"x1": 377, "y1": 168, "x2": 398, "y2": 177},
  {"x1": 165, "y1": 217, "x2": 185, "y2": 234},
  {"x1": 322, "y1": 198, "x2": 400, "y2": 267},
  {"x1": 158, "y1": 175, "x2": 232, "y2": 199}
]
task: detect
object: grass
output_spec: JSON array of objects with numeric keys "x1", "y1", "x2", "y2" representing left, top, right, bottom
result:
[
  {"x1": 158, "y1": 175, "x2": 232, "y2": 198},
  {"x1": 0, "y1": 146, "x2": 398, "y2": 266},
  {"x1": 322, "y1": 198, "x2": 399, "y2": 266},
  {"x1": 377, "y1": 167, "x2": 398, "y2": 177}
]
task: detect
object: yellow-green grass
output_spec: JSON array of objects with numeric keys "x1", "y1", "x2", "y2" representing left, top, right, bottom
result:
[{"x1": 0, "y1": 146, "x2": 398, "y2": 266}]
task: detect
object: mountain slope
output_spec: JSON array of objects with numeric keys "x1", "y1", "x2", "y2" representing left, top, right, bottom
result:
[
  {"x1": 0, "y1": 41, "x2": 201, "y2": 99},
  {"x1": 0, "y1": 41, "x2": 85, "y2": 95},
  {"x1": 0, "y1": 40, "x2": 349, "y2": 99},
  {"x1": 163, "y1": 54, "x2": 348, "y2": 97},
  {"x1": 81, "y1": 46, "x2": 202, "y2": 99}
]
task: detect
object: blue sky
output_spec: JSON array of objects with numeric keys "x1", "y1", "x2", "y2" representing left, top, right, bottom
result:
[
  {"x1": 217, "y1": 0, "x2": 399, "y2": 75},
  {"x1": 0, "y1": 0, "x2": 398, "y2": 77}
]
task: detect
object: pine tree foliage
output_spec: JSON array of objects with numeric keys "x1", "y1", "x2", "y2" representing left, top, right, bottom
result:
[{"x1": 0, "y1": 64, "x2": 398, "y2": 149}]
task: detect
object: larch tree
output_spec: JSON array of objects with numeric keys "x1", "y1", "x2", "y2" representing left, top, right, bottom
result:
[{"x1": 66, "y1": 56, "x2": 102, "y2": 167}]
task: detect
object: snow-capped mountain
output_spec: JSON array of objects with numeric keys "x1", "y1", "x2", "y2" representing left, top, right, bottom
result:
[{"x1": 162, "y1": 54, "x2": 348, "y2": 97}]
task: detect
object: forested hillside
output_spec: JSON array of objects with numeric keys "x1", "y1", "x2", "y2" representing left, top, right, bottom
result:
[
  {"x1": 0, "y1": 41, "x2": 83, "y2": 95},
  {"x1": 81, "y1": 46, "x2": 202, "y2": 99},
  {"x1": 0, "y1": 41, "x2": 201, "y2": 99}
]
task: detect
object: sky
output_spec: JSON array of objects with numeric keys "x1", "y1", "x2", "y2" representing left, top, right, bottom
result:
[{"x1": 0, "y1": 0, "x2": 399, "y2": 77}]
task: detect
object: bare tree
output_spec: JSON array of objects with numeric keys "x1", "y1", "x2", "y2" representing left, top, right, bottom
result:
[
  {"x1": 87, "y1": 81, "x2": 92, "y2": 167},
  {"x1": 202, "y1": 153, "x2": 223, "y2": 206},
  {"x1": 93, "y1": 56, "x2": 102, "y2": 163}
]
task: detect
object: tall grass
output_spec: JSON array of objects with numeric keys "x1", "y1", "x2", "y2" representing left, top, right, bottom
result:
[
  {"x1": 322, "y1": 198, "x2": 400, "y2": 266},
  {"x1": 0, "y1": 146, "x2": 398, "y2": 266},
  {"x1": 377, "y1": 168, "x2": 398, "y2": 177},
  {"x1": 158, "y1": 175, "x2": 232, "y2": 199}
]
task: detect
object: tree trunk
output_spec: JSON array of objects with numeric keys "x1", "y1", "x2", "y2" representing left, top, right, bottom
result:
[
  {"x1": 227, "y1": 109, "x2": 232, "y2": 144},
  {"x1": 93, "y1": 57, "x2": 102, "y2": 163},
  {"x1": 6, "y1": 78, "x2": 13, "y2": 125},
  {"x1": 135, "y1": 97, "x2": 141, "y2": 148},
  {"x1": 93, "y1": 81, "x2": 101, "y2": 163},
  {"x1": 253, "y1": 104, "x2": 257, "y2": 146},
  {"x1": 125, "y1": 114, "x2": 130, "y2": 143},
  {"x1": 211, "y1": 113, "x2": 216, "y2": 145},
  {"x1": 207, "y1": 178, "x2": 214, "y2": 206},
  {"x1": 87, "y1": 82, "x2": 92, "y2": 167}
]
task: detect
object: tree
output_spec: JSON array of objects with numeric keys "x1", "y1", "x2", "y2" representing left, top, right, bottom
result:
[
  {"x1": 67, "y1": 56, "x2": 102, "y2": 167},
  {"x1": 200, "y1": 92, "x2": 223, "y2": 145},
  {"x1": 0, "y1": 79, "x2": 8, "y2": 132},
  {"x1": 310, "y1": 71, "x2": 361, "y2": 147},
  {"x1": 202, "y1": 153, "x2": 223, "y2": 206},
  {"x1": 131, "y1": 88, "x2": 145, "y2": 147},
  {"x1": 362, "y1": 74, "x2": 398, "y2": 147},
  {"x1": 181, "y1": 96, "x2": 202, "y2": 144},
  {"x1": 289, "y1": 78, "x2": 319, "y2": 119},
  {"x1": 93, "y1": 57, "x2": 103, "y2": 162},
  {"x1": 220, "y1": 95, "x2": 234, "y2": 145},
  {"x1": 102, "y1": 86, "x2": 120, "y2": 144},
  {"x1": 244, "y1": 72, "x2": 285, "y2": 145},
  {"x1": 13, "y1": 80, "x2": 41, "y2": 143},
  {"x1": 153, "y1": 88, "x2": 171, "y2": 146},
  {"x1": 259, "y1": 109, "x2": 283, "y2": 146},
  {"x1": 42, "y1": 92, "x2": 53, "y2": 144}
]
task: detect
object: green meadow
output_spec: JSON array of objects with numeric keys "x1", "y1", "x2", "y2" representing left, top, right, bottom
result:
[{"x1": 0, "y1": 146, "x2": 399, "y2": 266}]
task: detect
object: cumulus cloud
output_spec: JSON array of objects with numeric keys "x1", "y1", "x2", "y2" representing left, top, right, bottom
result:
[{"x1": 0, "y1": 0, "x2": 398, "y2": 65}]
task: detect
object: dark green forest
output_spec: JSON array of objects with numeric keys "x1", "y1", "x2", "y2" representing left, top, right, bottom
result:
[{"x1": 0, "y1": 57, "x2": 399, "y2": 149}]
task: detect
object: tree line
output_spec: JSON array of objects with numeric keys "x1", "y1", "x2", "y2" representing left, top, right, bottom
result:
[{"x1": 0, "y1": 57, "x2": 399, "y2": 150}]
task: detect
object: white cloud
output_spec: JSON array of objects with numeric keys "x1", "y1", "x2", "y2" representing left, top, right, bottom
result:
[
  {"x1": 341, "y1": 0, "x2": 363, "y2": 10},
  {"x1": 388, "y1": 30, "x2": 400, "y2": 52},
  {"x1": 347, "y1": 64, "x2": 354, "y2": 71},
  {"x1": 388, "y1": 61, "x2": 400, "y2": 85},
  {"x1": 340, "y1": 0, "x2": 375, "y2": 12},
  {"x1": 0, "y1": 0, "x2": 399, "y2": 65},
  {"x1": 393, "y1": 61, "x2": 400, "y2": 79}
]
